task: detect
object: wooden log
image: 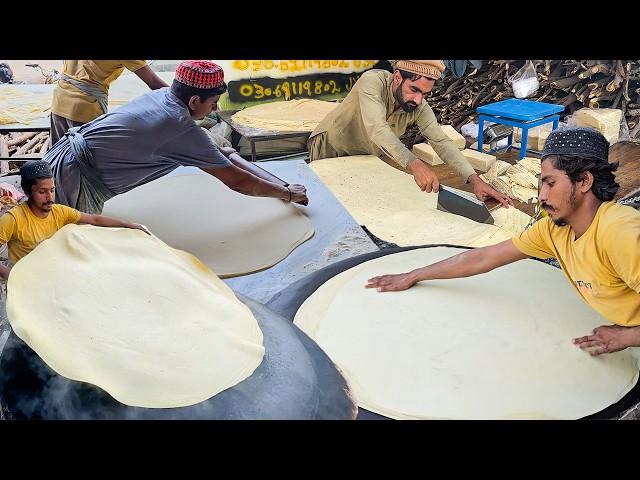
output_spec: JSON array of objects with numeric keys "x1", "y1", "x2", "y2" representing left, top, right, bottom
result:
[
  {"x1": 12, "y1": 132, "x2": 48, "y2": 157},
  {"x1": 606, "y1": 60, "x2": 626, "y2": 92},
  {"x1": 623, "y1": 62, "x2": 631, "y2": 102},
  {"x1": 589, "y1": 93, "x2": 619, "y2": 108},
  {"x1": 7, "y1": 132, "x2": 36, "y2": 147},
  {"x1": 588, "y1": 76, "x2": 612, "y2": 89},
  {"x1": 32, "y1": 141, "x2": 46, "y2": 154},
  {"x1": 537, "y1": 86, "x2": 555, "y2": 102},
  {"x1": 588, "y1": 87, "x2": 603, "y2": 99},
  {"x1": 577, "y1": 63, "x2": 610, "y2": 79},
  {"x1": 559, "y1": 93, "x2": 578, "y2": 107},
  {"x1": 28, "y1": 138, "x2": 46, "y2": 154},
  {"x1": 563, "y1": 61, "x2": 583, "y2": 76},
  {"x1": 576, "y1": 84, "x2": 590, "y2": 103},
  {"x1": 548, "y1": 62, "x2": 566, "y2": 80},
  {"x1": 611, "y1": 88, "x2": 624, "y2": 110},
  {"x1": 552, "y1": 74, "x2": 584, "y2": 90}
]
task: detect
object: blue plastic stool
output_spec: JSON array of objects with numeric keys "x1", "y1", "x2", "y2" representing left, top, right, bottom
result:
[{"x1": 476, "y1": 99, "x2": 564, "y2": 160}]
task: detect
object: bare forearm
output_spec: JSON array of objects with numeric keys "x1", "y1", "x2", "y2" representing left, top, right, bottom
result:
[
  {"x1": 225, "y1": 151, "x2": 287, "y2": 186},
  {"x1": 630, "y1": 327, "x2": 640, "y2": 347},
  {"x1": 79, "y1": 214, "x2": 138, "y2": 230},
  {"x1": 233, "y1": 173, "x2": 289, "y2": 200},
  {"x1": 409, "y1": 240, "x2": 528, "y2": 284},
  {"x1": 202, "y1": 164, "x2": 306, "y2": 203},
  {"x1": 135, "y1": 66, "x2": 169, "y2": 90},
  {"x1": 0, "y1": 263, "x2": 10, "y2": 280},
  {"x1": 406, "y1": 248, "x2": 495, "y2": 283}
]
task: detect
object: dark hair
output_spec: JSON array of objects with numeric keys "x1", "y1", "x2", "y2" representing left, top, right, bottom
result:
[
  {"x1": 21, "y1": 177, "x2": 50, "y2": 197},
  {"x1": 170, "y1": 80, "x2": 227, "y2": 109},
  {"x1": 546, "y1": 154, "x2": 620, "y2": 201},
  {"x1": 397, "y1": 69, "x2": 426, "y2": 82}
]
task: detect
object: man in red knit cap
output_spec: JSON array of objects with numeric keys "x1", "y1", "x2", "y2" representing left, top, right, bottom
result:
[{"x1": 45, "y1": 60, "x2": 308, "y2": 214}]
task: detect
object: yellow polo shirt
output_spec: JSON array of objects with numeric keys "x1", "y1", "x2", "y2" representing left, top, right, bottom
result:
[
  {"x1": 0, "y1": 203, "x2": 81, "y2": 264},
  {"x1": 51, "y1": 60, "x2": 148, "y2": 123},
  {"x1": 512, "y1": 201, "x2": 640, "y2": 326}
]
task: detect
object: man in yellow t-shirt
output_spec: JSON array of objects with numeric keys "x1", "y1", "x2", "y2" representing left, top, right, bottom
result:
[
  {"x1": 49, "y1": 60, "x2": 169, "y2": 145},
  {"x1": 366, "y1": 127, "x2": 640, "y2": 356},
  {"x1": 0, "y1": 160, "x2": 149, "y2": 280}
]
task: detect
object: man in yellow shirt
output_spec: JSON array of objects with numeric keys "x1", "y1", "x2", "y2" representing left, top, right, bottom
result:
[
  {"x1": 50, "y1": 60, "x2": 169, "y2": 145},
  {"x1": 308, "y1": 60, "x2": 510, "y2": 207},
  {"x1": 366, "y1": 127, "x2": 640, "y2": 356},
  {"x1": 0, "y1": 160, "x2": 149, "y2": 279}
]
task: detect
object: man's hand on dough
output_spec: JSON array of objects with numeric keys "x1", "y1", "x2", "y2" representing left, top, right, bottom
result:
[{"x1": 573, "y1": 325, "x2": 640, "y2": 356}]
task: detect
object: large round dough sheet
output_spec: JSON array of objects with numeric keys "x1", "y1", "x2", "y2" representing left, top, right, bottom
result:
[
  {"x1": 7, "y1": 224, "x2": 265, "y2": 408},
  {"x1": 310, "y1": 156, "x2": 532, "y2": 247},
  {"x1": 231, "y1": 99, "x2": 338, "y2": 132},
  {"x1": 103, "y1": 173, "x2": 314, "y2": 277},
  {"x1": 294, "y1": 247, "x2": 639, "y2": 419}
]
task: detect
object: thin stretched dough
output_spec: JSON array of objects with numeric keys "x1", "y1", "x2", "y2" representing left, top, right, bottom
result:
[
  {"x1": 7, "y1": 225, "x2": 265, "y2": 408},
  {"x1": 231, "y1": 99, "x2": 338, "y2": 132},
  {"x1": 310, "y1": 156, "x2": 530, "y2": 246},
  {"x1": 103, "y1": 173, "x2": 314, "y2": 277},
  {"x1": 294, "y1": 247, "x2": 639, "y2": 419}
]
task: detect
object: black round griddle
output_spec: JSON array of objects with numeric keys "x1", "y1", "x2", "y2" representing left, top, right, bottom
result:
[
  {"x1": 0, "y1": 294, "x2": 356, "y2": 420},
  {"x1": 265, "y1": 244, "x2": 640, "y2": 420}
]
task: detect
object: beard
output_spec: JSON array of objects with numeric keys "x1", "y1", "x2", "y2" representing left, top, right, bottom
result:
[
  {"x1": 394, "y1": 80, "x2": 418, "y2": 112},
  {"x1": 542, "y1": 184, "x2": 578, "y2": 226}
]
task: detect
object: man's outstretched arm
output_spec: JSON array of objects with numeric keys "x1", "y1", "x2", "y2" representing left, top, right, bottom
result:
[
  {"x1": 134, "y1": 65, "x2": 170, "y2": 90},
  {"x1": 365, "y1": 239, "x2": 528, "y2": 292},
  {"x1": 217, "y1": 147, "x2": 308, "y2": 206},
  {"x1": 77, "y1": 213, "x2": 150, "y2": 234},
  {"x1": 201, "y1": 164, "x2": 308, "y2": 204}
]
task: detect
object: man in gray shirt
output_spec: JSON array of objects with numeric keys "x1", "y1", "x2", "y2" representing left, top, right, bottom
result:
[{"x1": 45, "y1": 60, "x2": 308, "y2": 214}]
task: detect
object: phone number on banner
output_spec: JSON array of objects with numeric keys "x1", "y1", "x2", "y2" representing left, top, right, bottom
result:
[{"x1": 228, "y1": 73, "x2": 364, "y2": 102}]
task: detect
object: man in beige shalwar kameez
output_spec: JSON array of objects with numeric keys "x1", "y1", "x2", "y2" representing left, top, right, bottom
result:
[{"x1": 308, "y1": 60, "x2": 511, "y2": 206}]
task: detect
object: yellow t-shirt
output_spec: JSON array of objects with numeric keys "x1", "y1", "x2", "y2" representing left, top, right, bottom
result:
[
  {"x1": 0, "y1": 203, "x2": 81, "y2": 265},
  {"x1": 512, "y1": 201, "x2": 640, "y2": 326},
  {"x1": 51, "y1": 60, "x2": 148, "y2": 123}
]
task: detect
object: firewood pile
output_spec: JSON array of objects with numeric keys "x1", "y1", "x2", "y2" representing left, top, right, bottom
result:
[
  {"x1": 427, "y1": 60, "x2": 640, "y2": 139},
  {"x1": 0, "y1": 131, "x2": 49, "y2": 174}
]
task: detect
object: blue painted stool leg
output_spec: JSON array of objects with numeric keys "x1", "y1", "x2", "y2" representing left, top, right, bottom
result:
[
  {"x1": 507, "y1": 132, "x2": 513, "y2": 152},
  {"x1": 477, "y1": 117, "x2": 484, "y2": 152},
  {"x1": 552, "y1": 119, "x2": 559, "y2": 130},
  {"x1": 520, "y1": 127, "x2": 528, "y2": 160}
]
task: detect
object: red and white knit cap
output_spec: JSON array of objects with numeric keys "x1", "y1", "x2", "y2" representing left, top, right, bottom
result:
[{"x1": 175, "y1": 60, "x2": 225, "y2": 89}]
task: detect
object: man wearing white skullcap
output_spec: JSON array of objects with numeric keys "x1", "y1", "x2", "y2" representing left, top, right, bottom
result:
[{"x1": 309, "y1": 60, "x2": 510, "y2": 206}]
